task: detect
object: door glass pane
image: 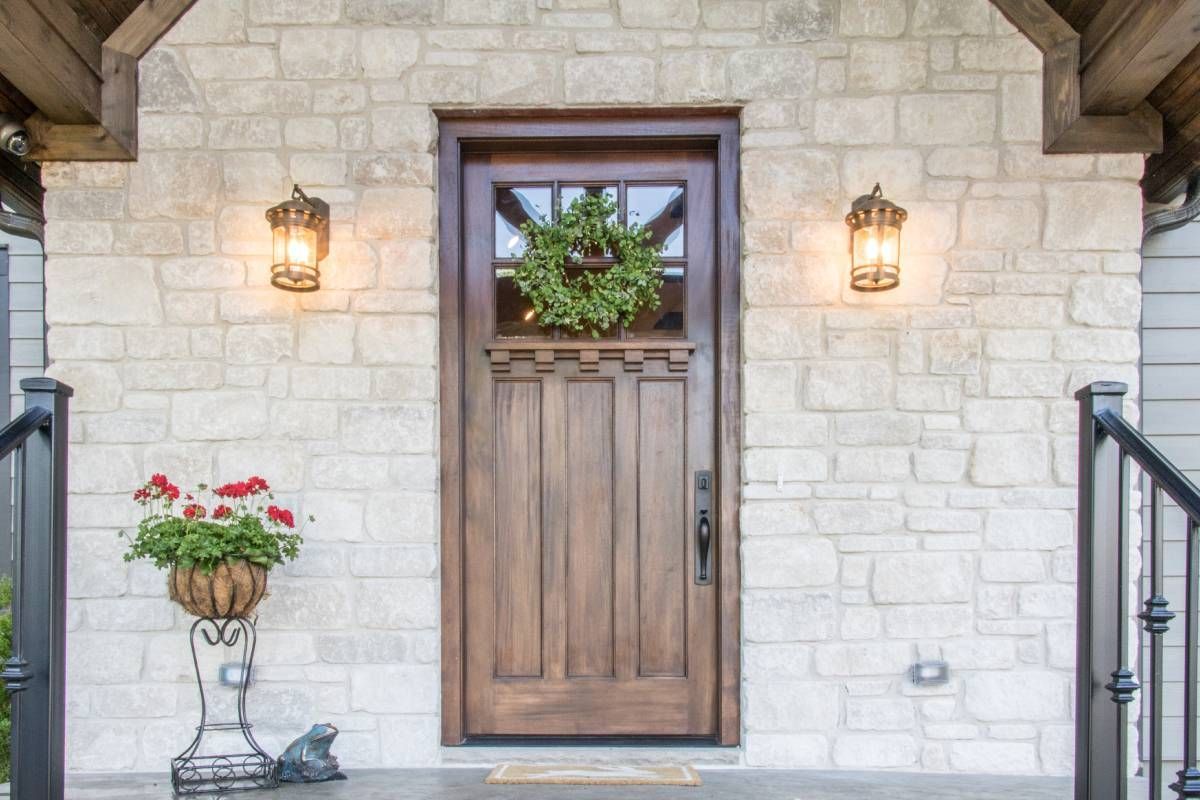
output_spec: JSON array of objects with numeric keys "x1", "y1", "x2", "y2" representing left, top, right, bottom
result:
[
  {"x1": 627, "y1": 267, "x2": 684, "y2": 337},
  {"x1": 495, "y1": 268, "x2": 543, "y2": 338},
  {"x1": 496, "y1": 186, "x2": 552, "y2": 259},
  {"x1": 627, "y1": 185, "x2": 684, "y2": 258}
]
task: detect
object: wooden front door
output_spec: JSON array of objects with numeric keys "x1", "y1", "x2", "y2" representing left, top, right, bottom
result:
[{"x1": 459, "y1": 147, "x2": 720, "y2": 737}]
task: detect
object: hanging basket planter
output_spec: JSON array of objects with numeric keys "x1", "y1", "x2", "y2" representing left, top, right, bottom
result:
[{"x1": 168, "y1": 560, "x2": 269, "y2": 619}]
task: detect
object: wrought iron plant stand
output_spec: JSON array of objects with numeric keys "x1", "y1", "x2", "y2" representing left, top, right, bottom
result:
[{"x1": 172, "y1": 617, "x2": 279, "y2": 795}]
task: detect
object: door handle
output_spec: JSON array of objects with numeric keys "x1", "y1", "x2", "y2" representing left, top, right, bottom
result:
[{"x1": 695, "y1": 471, "x2": 713, "y2": 585}]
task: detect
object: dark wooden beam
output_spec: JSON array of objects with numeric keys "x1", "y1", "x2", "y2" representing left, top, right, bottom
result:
[
  {"x1": 106, "y1": 0, "x2": 198, "y2": 59},
  {"x1": 1080, "y1": 0, "x2": 1200, "y2": 115},
  {"x1": 993, "y1": 0, "x2": 1164, "y2": 156},
  {"x1": 0, "y1": 0, "x2": 102, "y2": 124}
]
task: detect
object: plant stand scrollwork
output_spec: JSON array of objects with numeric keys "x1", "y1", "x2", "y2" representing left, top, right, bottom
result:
[{"x1": 172, "y1": 617, "x2": 278, "y2": 795}]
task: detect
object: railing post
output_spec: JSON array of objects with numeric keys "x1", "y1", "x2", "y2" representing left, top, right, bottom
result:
[
  {"x1": 1076, "y1": 381, "x2": 1133, "y2": 800},
  {"x1": 8, "y1": 378, "x2": 71, "y2": 800}
]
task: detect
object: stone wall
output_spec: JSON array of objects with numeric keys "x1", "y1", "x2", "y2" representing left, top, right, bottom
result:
[{"x1": 44, "y1": 0, "x2": 1145, "y2": 775}]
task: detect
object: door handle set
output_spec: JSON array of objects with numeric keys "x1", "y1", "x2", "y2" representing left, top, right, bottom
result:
[{"x1": 694, "y1": 471, "x2": 713, "y2": 585}]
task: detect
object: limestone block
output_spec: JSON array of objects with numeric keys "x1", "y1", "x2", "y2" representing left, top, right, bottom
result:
[
  {"x1": 764, "y1": 0, "x2": 834, "y2": 42},
  {"x1": 172, "y1": 391, "x2": 267, "y2": 440},
  {"x1": 128, "y1": 153, "x2": 221, "y2": 219},
  {"x1": 913, "y1": 450, "x2": 967, "y2": 482},
  {"x1": 365, "y1": 492, "x2": 438, "y2": 542},
  {"x1": 896, "y1": 377, "x2": 961, "y2": 412},
  {"x1": 844, "y1": 697, "x2": 914, "y2": 733},
  {"x1": 48, "y1": 327, "x2": 124, "y2": 361},
  {"x1": 806, "y1": 362, "x2": 891, "y2": 411},
  {"x1": 745, "y1": 681, "x2": 839, "y2": 731},
  {"x1": 1039, "y1": 725, "x2": 1074, "y2": 776},
  {"x1": 744, "y1": 308, "x2": 822, "y2": 359},
  {"x1": 745, "y1": 448, "x2": 828, "y2": 482},
  {"x1": 187, "y1": 46, "x2": 275, "y2": 80},
  {"x1": 298, "y1": 316, "x2": 356, "y2": 364},
  {"x1": 68, "y1": 721, "x2": 138, "y2": 771},
  {"x1": 743, "y1": 590, "x2": 836, "y2": 642},
  {"x1": 970, "y1": 435, "x2": 1049, "y2": 486},
  {"x1": 446, "y1": 0, "x2": 536, "y2": 23},
  {"x1": 899, "y1": 94, "x2": 996, "y2": 145},
  {"x1": 351, "y1": 665, "x2": 438, "y2": 713},
  {"x1": 745, "y1": 733, "x2": 829, "y2": 767},
  {"x1": 884, "y1": 605, "x2": 972, "y2": 638},
  {"x1": 814, "y1": 97, "x2": 895, "y2": 145},
  {"x1": 68, "y1": 531, "x2": 130, "y2": 598},
  {"x1": 1044, "y1": 182, "x2": 1142, "y2": 251},
  {"x1": 984, "y1": 509, "x2": 1073, "y2": 550},
  {"x1": 743, "y1": 149, "x2": 838, "y2": 220},
  {"x1": 379, "y1": 716, "x2": 439, "y2": 766},
  {"x1": 345, "y1": 0, "x2": 437, "y2": 22},
  {"x1": 840, "y1": 0, "x2": 906, "y2": 35},
  {"x1": 564, "y1": 57, "x2": 656, "y2": 103},
  {"x1": 47, "y1": 257, "x2": 162, "y2": 326},
  {"x1": 842, "y1": 150, "x2": 924, "y2": 198},
  {"x1": 744, "y1": 362, "x2": 799, "y2": 412},
  {"x1": 356, "y1": 316, "x2": 436, "y2": 365},
  {"x1": 248, "y1": 0, "x2": 339, "y2": 23},
  {"x1": 815, "y1": 642, "x2": 911, "y2": 677},
  {"x1": 849, "y1": 42, "x2": 927, "y2": 92},
  {"x1": 745, "y1": 413, "x2": 828, "y2": 447},
  {"x1": 906, "y1": 509, "x2": 980, "y2": 533},
  {"x1": 224, "y1": 324, "x2": 292, "y2": 364},
  {"x1": 361, "y1": 29, "x2": 421, "y2": 78},
  {"x1": 291, "y1": 367, "x2": 372, "y2": 400},
  {"x1": 372, "y1": 367, "x2": 438, "y2": 401},
  {"x1": 949, "y1": 741, "x2": 1037, "y2": 774},
  {"x1": 68, "y1": 633, "x2": 144, "y2": 685},
  {"x1": 928, "y1": 330, "x2": 981, "y2": 375},
  {"x1": 872, "y1": 553, "x2": 972, "y2": 603},
  {"x1": 730, "y1": 49, "x2": 817, "y2": 99},
  {"x1": 618, "y1": 0, "x2": 700, "y2": 28},
  {"x1": 355, "y1": 579, "x2": 438, "y2": 628},
  {"x1": 370, "y1": 106, "x2": 434, "y2": 151},
  {"x1": 165, "y1": 0, "x2": 247, "y2": 43},
  {"x1": 834, "y1": 413, "x2": 921, "y2": 446},
  {"x1": 963, "y1": 672, "x2": 1066, "y2": 721},
  {"x1": 963, "y1": 399, "x2": 1042, "y2": 432},
  {"x1": 357, "y1": 189, "x2": 434, "y2": 240},
  {"x1": 1068, "y1": 276, "x2": 1141, "y2": 328},
  {"x1": 910, "y1": 0, "x2": 991, "y2": 35},
  {"x1": 813, "y1": 501, "x2": 903, "y2": 534},
  {"x1": 69, "y1": 445, "x2": 141, "y2": 494},
  {"x1": 940, "y1": 639, "x2": 1016, "y2": 669},
  {"x1": 659, "y1": 51, "x2": 728, "y2": 103},
  {"x1": 743, "y1": 539, "x2": 838, "y2": 588},
  {"x1": 139, "y1": 50, "x2": 202, "y2": 113},
  {"x1": 1001, "y1": 75, "x2": 1041, "y2": 142},
  {"x1": 986, "y1": 364, "x2": 1066, "y2": 398},
  {"x1": 480, "y1": 54, "x2": 558, "y2": 103},
  {"x1": 960, "y1": 199, "x2": 1040, "y2": 249},
  {"x1": 341, "y1": 404, "x2": 436, "y2": 454},
  {"x1": 835, "y1": 449, "x2": 910, "y2": 482},
  {"x1": 46, "y1": 363, "x2": 122, "y2": 412}
]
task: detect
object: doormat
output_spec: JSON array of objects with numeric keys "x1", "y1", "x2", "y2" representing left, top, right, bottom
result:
[{"x1": 485, "y1": 763, "x2": 702, "y2": 786}]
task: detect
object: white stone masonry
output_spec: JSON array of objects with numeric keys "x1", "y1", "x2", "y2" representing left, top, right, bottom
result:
[{"x1": 43, "y1": 0, "x2": 1144, "y2": 776}]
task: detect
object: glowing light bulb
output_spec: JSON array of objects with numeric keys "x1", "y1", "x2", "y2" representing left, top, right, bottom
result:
[
  {"x1": 865, "y1": 236, "x2": 879, "y2": 261},
  {"x1": 287, "y1": 235, "x2": 311, "y2": 264},
  {"x1": 523, "y1": 309, "x2": 536, "y2": 321}
]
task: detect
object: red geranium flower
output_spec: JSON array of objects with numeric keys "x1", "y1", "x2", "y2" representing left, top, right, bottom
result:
[
  {"x1": 182, "y1": 503, "x2": 206, "y2": 520},
  {"x1": 266, "y1": 505, "x2": 295, "y2": 529},
  {"x1": 212, "y1": 504, "x2": 233, "y2": 520}
]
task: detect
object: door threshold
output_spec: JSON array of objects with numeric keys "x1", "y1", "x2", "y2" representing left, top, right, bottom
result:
[{"x1": 461, "y1": 736, "x2": 722, "y2": 747}]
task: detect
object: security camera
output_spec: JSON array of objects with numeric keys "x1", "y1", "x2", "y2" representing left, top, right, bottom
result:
[{"x1": 0, "y1": 115, "x2": 30, "y2": 158}]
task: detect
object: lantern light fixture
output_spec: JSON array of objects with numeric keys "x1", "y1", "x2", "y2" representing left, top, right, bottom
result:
[
  {"x1": 265, "y1": 184, "x2": 329, "y2": 293},
  {"x1": 845, "y1": 183, "x2": 907, "y2": 292}
]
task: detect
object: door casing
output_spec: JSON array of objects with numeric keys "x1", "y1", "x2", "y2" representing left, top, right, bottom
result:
[{"x1": 437, "y1": 111, "x2": 743, "y2": 746}]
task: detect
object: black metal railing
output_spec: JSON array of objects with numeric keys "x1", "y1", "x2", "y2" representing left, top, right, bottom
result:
[
  {"x1": 0, "y1": 378, "x2": 71, "y2": 800},
  {"x1": 1077, "y1": 381, "x2": 1199, "y2": 800}
]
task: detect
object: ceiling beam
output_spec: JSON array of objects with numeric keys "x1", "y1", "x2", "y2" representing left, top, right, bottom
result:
[
  {"x1": 19, "y1": 0, "x2": 199, "y2": 161},
  {"x1": 0, "y1": 0, "x2": 102, "y2": 125},
  {"x1": 1080, "y1": 0, "x2": 1200, "y2": 115},
  {"x1": 992, "y1": 0, "x2": 1163, "y2": 156}
]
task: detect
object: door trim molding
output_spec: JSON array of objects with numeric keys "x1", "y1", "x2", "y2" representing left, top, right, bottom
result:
[{"x1": 436, "y1": 112, "x2": 743, "y2": 746}]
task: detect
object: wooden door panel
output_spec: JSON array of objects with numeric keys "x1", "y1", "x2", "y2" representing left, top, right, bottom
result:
[
  {"x1": 565, "y1": 379, "x2": 616, "y2": 679},
  {"x1": 493, "y1": 380, "x2": 543, "y2": 678},
  {"x1": 462, "y1": 148, "x2": 719, "y2": 738},
  {"x1": 637, "y1": 378, "x2": 688, "y2": 678}
]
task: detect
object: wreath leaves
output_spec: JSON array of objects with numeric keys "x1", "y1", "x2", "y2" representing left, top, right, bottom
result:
[{"x1": 513, "y1": 193, "x2": 665, "y2": 338}]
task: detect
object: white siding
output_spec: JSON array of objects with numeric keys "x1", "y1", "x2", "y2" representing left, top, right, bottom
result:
[{"x1": 1140, "y1": 220, "x2": 1200, "y2": 784}]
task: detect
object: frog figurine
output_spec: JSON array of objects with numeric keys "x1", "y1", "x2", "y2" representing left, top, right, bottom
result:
[{"x1": 277, "y1": 723, "x2": 348, "y2": 783}]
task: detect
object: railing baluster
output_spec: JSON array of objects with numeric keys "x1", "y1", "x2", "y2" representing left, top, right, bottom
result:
[
  {"x1": 1139, "y1": 484, "x2": 1173, "y2": 800},
  {"x1": 1172, "y1": 520, "x2": 1200, "y2": 799}
]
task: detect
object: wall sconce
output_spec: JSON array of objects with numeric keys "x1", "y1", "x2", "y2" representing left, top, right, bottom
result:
[
  {"x1": 265, "y1": 184, "x2": 329, "y2": 292},
  {"x1": 845, "y1": 183, "x2": 907, "y2": 292}
]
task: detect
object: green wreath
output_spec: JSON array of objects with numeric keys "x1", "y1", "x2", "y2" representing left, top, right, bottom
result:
[{"x1": 514, "y1": 193, "x2": 664, "y2": 338}]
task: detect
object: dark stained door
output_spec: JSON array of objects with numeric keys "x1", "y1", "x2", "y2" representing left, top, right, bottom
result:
[{"x1": 461, "y1": 148, "x2": 720, "y2": 737}]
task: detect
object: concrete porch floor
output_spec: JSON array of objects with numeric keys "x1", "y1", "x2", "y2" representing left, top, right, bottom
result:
[{"x1": 65, "y1": 768, "x2": 1147, "y2": 799}]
